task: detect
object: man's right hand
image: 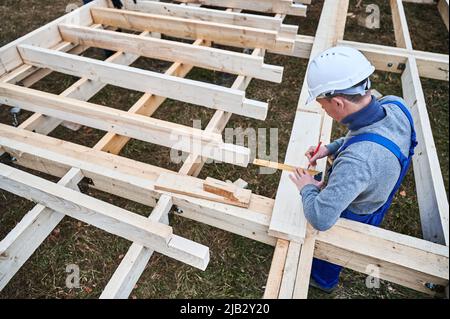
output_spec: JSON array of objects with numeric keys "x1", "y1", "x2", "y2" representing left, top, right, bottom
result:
[{"x1": 305, "y1": 145, "x2": 330, "y2": 167}]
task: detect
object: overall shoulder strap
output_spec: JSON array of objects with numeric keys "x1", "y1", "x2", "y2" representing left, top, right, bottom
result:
[
  {"x1": 379, "y1": 99, "x2": 418, "y2": 155},
  {"x1": 338, "y1": 133, "x2": 408, "y2": 166}
]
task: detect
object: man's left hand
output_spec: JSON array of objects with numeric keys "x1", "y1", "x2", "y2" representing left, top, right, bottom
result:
[{"x1": 289, "y1": 168, "x2": 324, "y2": 192}]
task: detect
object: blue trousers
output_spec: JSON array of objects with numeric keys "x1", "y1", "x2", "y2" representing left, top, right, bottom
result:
[{"x1": 311, "y1": 209, "x2": 386, "y2": 289}]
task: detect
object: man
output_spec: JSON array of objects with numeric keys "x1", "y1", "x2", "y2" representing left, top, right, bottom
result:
[{"x1": 289, "y1": 46, "x2": 417, "y2": 293}]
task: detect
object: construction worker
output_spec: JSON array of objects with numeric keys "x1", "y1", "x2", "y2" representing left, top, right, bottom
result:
[{"x1": 289, "y1": 46, "x2": 417, "y2": 293}]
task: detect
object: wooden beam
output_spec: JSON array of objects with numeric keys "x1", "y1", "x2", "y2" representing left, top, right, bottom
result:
[
  {"x1": 279, "y1": 35, "x2": 449, "y2": 81},
  {"x1": 292, "y1": 227, "x2": 317, "y2": 299},
  {"x1": 91, "y1": 7, "x2": 295, "y2": 53},
  {"x1": 391, "y1": 0, "x2": 449, "y2": 245},
  {"x1": 0, "y1": 0, "x2": 106, "y2": 77},
  {"x1": 269, "y1": 0, "x2": 349, "y2": 244},
  {"x1": 402, "y1": 58, "x2": 449, "y2": 245},
  {"x1": 438, "y1": 0, "x2": 449, "y2": 30},
  {"x1": 314, "y1": 219, "x2": 449, "y2": 295},
  {"x1": 0, "y1": 83, "x2": 250, "y2": 167},
  {"x1": 100, "y1": 195, "x2": 173, "y2": 299},
  {"x1": 277, "y1": 241, "x2": 301, "y2": 298},
  {"x1": 17, "y1": 44, "x2": 268, "y2": 120},
  {"x1": 0, "y1": 163, "x2": 172, "y2": 249},
  {"x1": 263, "y1": 239, "x2": 289, "y2": 299},
  {"x1": 58, "y1": 24, "x2": 283, "y2": 82},
  {"x1": 337, "y1": 40, "x2": 449, "y2": 81},
  {"x1": 0, "y1": 40, "x2": 205, "y2": 290},
  {"x1": 173, "y1": 0, "x2": 307, "y2": 16},
  {"x1": 155, "y1": 174, "x2": 251, "y2": 208},
  {"x1": 391, "y1": 0, "x2": 414, "y2": 49},
  {"x1": 0, "y1": 124, "x2": 447, "y2": 295},
  {"x1": 122, "y1": 0, "x2": 291, "y2": 32},
  {"x1": 0, "y1": 123, "x2": 273, "y2": 245}
]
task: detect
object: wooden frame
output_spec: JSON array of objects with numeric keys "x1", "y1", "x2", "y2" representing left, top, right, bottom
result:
[{"x1": 0, "y1": 0, "x2": 448, "y2": 299}]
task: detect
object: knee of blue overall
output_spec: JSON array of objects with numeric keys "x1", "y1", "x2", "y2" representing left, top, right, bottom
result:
[{"x1": 311, "y1": 100, "x2": 418, "y2": 290}]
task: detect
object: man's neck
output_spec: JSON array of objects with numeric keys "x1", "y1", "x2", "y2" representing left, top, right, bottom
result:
[{"x1": 341, "y1": 95, "x2": 386, "y2": 131}]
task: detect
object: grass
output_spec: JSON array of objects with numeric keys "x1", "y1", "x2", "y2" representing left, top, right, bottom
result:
[{"x1": 0, "y1": 0, "x2": 448, "y2": 299}]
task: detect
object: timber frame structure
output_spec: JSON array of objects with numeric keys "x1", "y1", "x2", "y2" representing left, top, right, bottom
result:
[{"x1": 0, "y1": 0, "x2": 448, "y2": 299}]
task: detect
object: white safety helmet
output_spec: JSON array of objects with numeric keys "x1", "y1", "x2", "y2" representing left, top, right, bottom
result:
[{"x1": 306, "y1": 46, "x2": 375, "y2": 104}]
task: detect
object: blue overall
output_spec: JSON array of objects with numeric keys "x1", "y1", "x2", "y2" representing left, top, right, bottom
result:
[{"x1": 311, "y1": 100, "x2": 418, "y2": 290}]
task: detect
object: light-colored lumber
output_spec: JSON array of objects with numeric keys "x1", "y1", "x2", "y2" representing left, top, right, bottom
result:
[
  {"x1": 402, "y1": 59, "x2": 449, "y2": 245},
  {"x1": 277, "y1": 241, "x2": 301, "y2": 298},
  {"x1": 0, "y1": 163, "x2": 172, "y2": 248},
  {"x1": 391, "y1": 0, "x2": 413, "y2": 49},
  {"x1": 0, "y1": 0, "x2": 106, "y2": 77},
  {"x1": 155, "y1": 174, "x2": 251, "y2": 208},
  {"x1": 0, "y1": 32, "x2": 166, "y2": 288},
  {"x1": 0, "y1": 124, "x2": 448, "y2": 295},
  {"x1": 438, "y1": 0, "x2": 449, "y2": 30},
  {"x1": 203, "y1": 177, "x2": 252, "y2": 205},
  {"x1": 0, "y1": 123, "x2": 273, "y2": 244},
  {"x1": 269, "y1": 0, "x2": 349, "y2": 244},
  {"x1": 268, "y1": 112, "x2": 323, "y2": 243},
  {"x1": 337, "y1": 40, "x2": 449, "y2": 81},
  {"x1": 292, "y1": 227, "x2": 317, "y2": 299},
  {"x1": 17, "y1": 44, "x2": 268, "y2": 120},
  {"x1": 90, "y1": 7, "x2": 295, "y2": 53},
  {"x1": 263, "y1": 239, "x2": 289, "y2": 299},
  {"x1": 278, "y1": 35, "x2": 449, "y2": 81},
  {"x1": 100, "y1": 195, "x2": 173, "y2": 299},
  {"x1": 391, "y1": 0, "x2": 449, "y2": 245},
  {"x1": 122, "y1": 0, "x2": 288, "y2": 32},
  {"x1": 315, "y1": 219, "x2": 449, "y2": 295},
  {"x1": 174, "y1": 0, "x2": 307, "y2": 16},
  {"x1": 58, "y1": 24, "x2": 283, "y2": 82},
  {"x1": 0, "y1": 83, "x2": 250, "y2": 167},
  {"x1": 0, "y1": 168, "x2": 82, "y2": 290}
]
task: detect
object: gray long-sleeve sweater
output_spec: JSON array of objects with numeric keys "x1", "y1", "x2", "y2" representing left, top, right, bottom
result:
[{"x1": 300, "y1": 95, "x2": 412, "y2": 231}]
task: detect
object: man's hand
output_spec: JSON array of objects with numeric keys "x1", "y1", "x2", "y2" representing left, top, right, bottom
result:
[
  {"x1": 305, "y1": 145, "x2": 330, "y2": 167},
  {"x1": 289, "y1": 168, "x2": 324, "y2": 192}
]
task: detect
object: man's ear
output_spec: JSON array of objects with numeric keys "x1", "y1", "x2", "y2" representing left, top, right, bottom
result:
[{"x1": 331, "y1": 96, "x2": 345, "y2": 110}]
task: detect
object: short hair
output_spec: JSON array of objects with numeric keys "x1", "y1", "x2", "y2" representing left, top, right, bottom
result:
[{"x1": 326, "y1": 79, "x2": 370, "y2": 104}]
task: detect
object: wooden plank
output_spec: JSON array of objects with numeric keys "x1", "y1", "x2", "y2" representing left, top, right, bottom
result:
[
  {"x1": 100, "y1": 44, "x2": 274, "y2": 299},
  {"x1": 0, "y1": 168, "x2": 82, "y2": 290},
  {"x1": 402, "y1": 58, "x2": 449, "y2": 245},
  {"x1": 0, "y1": 123, "x2": 273, "y2": 243},
  {"x1": 155, "y1": 174, "x2": 251, "y2": 208},
  {"x1": 315, "y1": 218, "x2": 449, "y2": 295},
  {"x1": 337, "y1": 40, "x2": 449, "y2": 81},
  {"x1": 391, "y1": 0, "x2": 413, "y2": 49},
  {"x1": 438, "y1": 0, "x2": 449, "y2": 31},
  {"x1": 122, "y1": 0, "x2": 287, "y2": 32},
  {"x1": 263, "y1": 239, "x2": 289, "y2": 299},
  {"x1": 91, "y1": 7, "x2": 295, "y2": 53},
  {"x1": 0, "y1": 0, "x2": 107, "y2": 77},
  {"x1": 292, "y1": 227, "x2": 317, "y2": 299},
  {"x1": 0, "y1": 163, "x2": 173, "y2": 249},
  {"x1": 269, "y1": 0, "x2": 349, "y2": 244},
  {"x1": 58, "y1": 24, "x2": 283, "y2": 82},
  {"x1": 17, "y1": 45, "x2": 268, "y2": 120},
  {"x1": 1, "y1": 124, "x2": 447, "y2": 295},
  {"x1": 0, "y1": 83, "x2": 250, "y2": 167},
  {"x1": 268, "y1": 112, "x2": 323, "y2": 243},
  {"x1": 174, "y1": 0, "x2": 307, "y2": 16},
  {"x1": 278, "y1": 241, "x2": 301, "y2": 298},
  {"x1": 0, "y1": 33, "x2": 172, "y2": 289},
  {"x1": 100, "y1": 195, "x2": 173, "y2": 299},
  {"x1": 203, "y1": 177, "x2": 252, "y2": 204}
]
